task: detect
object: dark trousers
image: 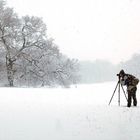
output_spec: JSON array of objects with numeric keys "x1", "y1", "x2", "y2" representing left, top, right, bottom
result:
[{"x1": 127, "y1": 87, "x2": 137, "y2": 107}]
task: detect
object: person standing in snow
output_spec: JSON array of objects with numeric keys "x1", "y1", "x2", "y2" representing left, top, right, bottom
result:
[{"x1": 118, "y1": 70, "x2": 139, "y2": 107}]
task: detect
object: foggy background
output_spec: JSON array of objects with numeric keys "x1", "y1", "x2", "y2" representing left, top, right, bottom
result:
[
  {"x1": 79, "y1": 53, "x2": 140, "y2": 83},
  {"x1": 5, "y1": 0, "x2": 140, "y2": 84}
]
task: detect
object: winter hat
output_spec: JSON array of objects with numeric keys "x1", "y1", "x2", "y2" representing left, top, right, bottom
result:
[{"x1": 119, "y1": 69, "x2": 125, "y2": 75}]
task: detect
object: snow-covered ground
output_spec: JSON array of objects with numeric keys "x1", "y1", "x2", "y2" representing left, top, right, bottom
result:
[{"x1": 0, "y1": 82, "x2": 140, "y2": 140}]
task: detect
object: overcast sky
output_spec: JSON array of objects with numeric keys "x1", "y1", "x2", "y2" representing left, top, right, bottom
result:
[{"x1": 7, "y1": 0, "x2": 140, "y2": 64}]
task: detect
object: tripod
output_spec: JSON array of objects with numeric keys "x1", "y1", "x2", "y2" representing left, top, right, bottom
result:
[{"x1": 108, "y1": 80, "x2": 128, "y2": 106}]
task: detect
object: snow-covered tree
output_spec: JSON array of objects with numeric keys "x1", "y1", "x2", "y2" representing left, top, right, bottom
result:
[
  {"x1": 0, "y1": 0, "x2": 20, "y2": 86},
  {"x1": 0, "y1": 0, "x2": 79, "y2": 87}
]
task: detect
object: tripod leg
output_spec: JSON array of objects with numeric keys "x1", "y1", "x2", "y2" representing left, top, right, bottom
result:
[
  {"x1": 121, "y1": 84, "x2": 128, "y2": 101},
  {"x1": 118, "y1": 82, "x2": 121, "y2": 106},
  {"x1": 108, "y1": 82, "x2": 119, "y2": 105}
]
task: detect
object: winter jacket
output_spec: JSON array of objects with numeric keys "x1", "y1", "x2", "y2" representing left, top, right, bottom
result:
[{"x1": 120, "y1": 74, "x2": 139, "y2": 91}]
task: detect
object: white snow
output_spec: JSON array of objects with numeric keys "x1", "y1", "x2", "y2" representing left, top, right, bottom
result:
[{"x1": 0, "y1": 82, "x2": 140, "y2": 140}]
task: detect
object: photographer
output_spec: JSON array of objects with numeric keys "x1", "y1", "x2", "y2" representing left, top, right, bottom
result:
[{"x1": 118, "y1": 70, "x2": 139, "y2": 107}]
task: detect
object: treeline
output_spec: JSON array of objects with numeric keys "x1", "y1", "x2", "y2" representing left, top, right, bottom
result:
[
  {"x1": 119, "y1": 54, "x2": 140, "y2": 78},
  {"x1": 79, "y1": 54, "x2": 140, "y2": 83}
]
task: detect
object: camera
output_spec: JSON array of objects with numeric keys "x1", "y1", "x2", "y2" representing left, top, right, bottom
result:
[
  {"x1": 116, "y1": 74, "x2": 120, "y2": 77},
  {"x1": 116, "y1": 74, "x2": 122, "y2": 79}
]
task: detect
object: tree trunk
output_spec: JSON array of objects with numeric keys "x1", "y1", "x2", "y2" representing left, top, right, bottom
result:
[{"x1": 6, "y1": 55, "x2": 14, "y2": 87}]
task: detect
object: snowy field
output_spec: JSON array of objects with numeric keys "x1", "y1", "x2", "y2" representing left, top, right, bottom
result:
[{"x1": 0, "y1": 82, "x2": 140, "y2": 140}]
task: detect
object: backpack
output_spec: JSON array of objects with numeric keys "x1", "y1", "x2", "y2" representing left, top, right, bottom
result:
[{"x1": 132, "y1": 78, "x2": 139, "y2": 86}]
